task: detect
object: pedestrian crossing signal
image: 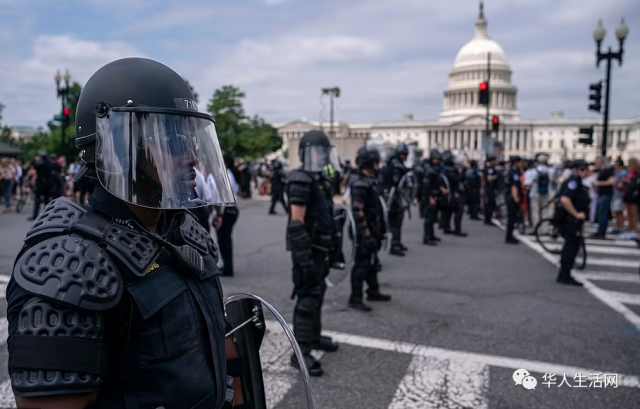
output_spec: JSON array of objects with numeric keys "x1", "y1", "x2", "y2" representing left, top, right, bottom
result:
[
  {"x1": 62, "y1": 108, "x2": 71, "y2": 128},
  {"x1": 578, "y1": 126, "x2": 594, "y2": 145},
  {"x1": 478, "y1": 81, "x2": 489, "y2": 106}
]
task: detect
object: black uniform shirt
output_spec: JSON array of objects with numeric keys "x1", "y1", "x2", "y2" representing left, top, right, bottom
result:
[
  {"x1": 505, "y1": 169, "x2": 522, "y2": 197},
  {"x1": 559, "y1": 176, "x2": 590, "y2": 213},
  {"x1": 483, "y1": 167, "x2": 498, "y2": 189}
]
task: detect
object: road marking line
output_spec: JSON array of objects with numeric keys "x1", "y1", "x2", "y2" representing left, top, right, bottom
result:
[
  {"x1": 538, "y1": 236, "x2": 639, "y2": 248},
  {"x1": 0, "y1": 276, "x2": 9, "y2": 283},
  {"x1": 538, "y1": 243, "x2": 640, "y2": 256},
  {"x1": 388, "y1": 356, "x2": 488, "y2": 409},
  {"x1": 0, "y1": 380, "x2": 14, "y2": 407},
  {"x1": 0, "y1": 283, "x2": 6, "y2": 300},
  {"x1": 573, "y1": 271, "x2": 640, "y2": 282},
  {"x1": 607, "y1": 290, "x2": 640, "y2": 306},
  {"x1": 322, "y1": 328, "x2": 640, "y2": 388},
  {"x1": 492, "y1": 219, "x2": 640, "y2": 330}
]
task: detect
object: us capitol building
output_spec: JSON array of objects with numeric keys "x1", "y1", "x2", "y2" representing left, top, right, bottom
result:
[{"x1": 276, "y1": 4, "x2": 640, "y2": 167}]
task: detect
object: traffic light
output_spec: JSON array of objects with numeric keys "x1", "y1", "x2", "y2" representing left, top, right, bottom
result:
[
  {"x1": 578, "y1": 126, "x2": 594, "y2": 145},
  {"x1": 478, "y1": 81, "x2": 489, "y2": 106},
  {"x1": 588, "y1": 81, "x2": 602, "y2": 113},
  {"x1": 491, "y1": 115, "x2": 500, "y2": 132},
  {"x1": 62, "y1": 108, "x2": 71, "y2": 128}
]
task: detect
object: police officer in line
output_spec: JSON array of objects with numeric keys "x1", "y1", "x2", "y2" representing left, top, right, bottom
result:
[
  {"x1": 439, "y1": 151, "x2": 467, "y2": 236},
  {"x1": 348, "y1": 145, "x2": 392, "y2": 312},
  {"x1": 286, "y1": 130, "x2": 340, "y2": 377},
  {"x1": 421, "y1": 149, "x2": 445, "y2": 245},
  {"x1": 383, "y1": 143, "x2": 410, "y2": 256},
  {"x1": 268, "y1": 160, "x2": 288, "y2": 215},
  {"x1": 483, "y1": 155, "x2": 499, "y2": 225},
  {"x1": 505, "y1": 156, "x2": 525, "y2": 244},
  {"x1": 555, "y1": 159, "x2": 590, "y2": 286},
  {"x1": 465, "y1": 160, "x2": 482, "y2": 220},
  {"x1": 7, "y1": 58, "x2": 248, "y2": 409},
  {"x1": 29, "y1": 152, "x2": 63, "y2": 221}
]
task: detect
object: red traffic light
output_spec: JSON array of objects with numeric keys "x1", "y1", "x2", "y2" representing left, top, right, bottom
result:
[
  {"x1": 63, "y1": 108, "x2": 71, "y2": 116},
  {"x1": 492, "y1": 116, "x2": 499, "y2": 124},
  {"x1": 479, "y1": 82, "x2": 488, "y2": 91}
]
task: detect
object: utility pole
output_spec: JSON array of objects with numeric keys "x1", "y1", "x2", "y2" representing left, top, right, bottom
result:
[
  {"x1": 321, "y1": 87, "x2": 340, "y2": 138},
  {"x1": 486, "y1": 52, "x2": 491, "y2": 139}
]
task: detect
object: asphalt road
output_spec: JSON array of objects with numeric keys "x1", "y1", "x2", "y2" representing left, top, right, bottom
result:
[{"x1": 1, "y1": 198, "x2": 640, "y2": 408}]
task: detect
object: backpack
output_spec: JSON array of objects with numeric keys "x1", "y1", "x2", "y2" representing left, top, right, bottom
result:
[
  {"x1": 537, "y1": 169, "x2": 549, "y2": 195},
  {"x1": 624, "y1": 174, "x2": 640, "y2": 204}
]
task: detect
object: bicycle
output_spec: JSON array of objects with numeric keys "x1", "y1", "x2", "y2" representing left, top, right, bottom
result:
[
  {"x1": 534, "y1": 216, "x2": 587, "y2": 270},
  {"x1": 15, "y1": 188, "x2": 33, "y2": 214}
]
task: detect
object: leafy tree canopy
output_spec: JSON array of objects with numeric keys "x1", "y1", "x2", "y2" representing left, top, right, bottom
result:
[{"x1": 206, "y1": 85, "x2": 281, "y2": 159}]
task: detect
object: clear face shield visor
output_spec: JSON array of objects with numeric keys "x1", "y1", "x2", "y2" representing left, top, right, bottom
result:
[
  {"x1": 301, "y1": 145, "x2": 340, "y2": 173},
  {"x1": 365, "y1": 139, "x2": 389, "y2": 162},
  {"x1": 94, "y1": 104, "x2": 235, "y2": 210},
  {"x1": 404, "y1": 145, "x2": 418, "y2": 168}
]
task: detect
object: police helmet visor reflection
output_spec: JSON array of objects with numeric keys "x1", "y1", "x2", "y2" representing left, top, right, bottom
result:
[
  {"x1": 94, "y1": 111, "x2": 235, "y2": 209},
  {"x1": 328, "y1": 147, "x2": 342, "y2": 173},
  {"x1": 302, "y1": 145, "x2": 331, "y2": 172}
]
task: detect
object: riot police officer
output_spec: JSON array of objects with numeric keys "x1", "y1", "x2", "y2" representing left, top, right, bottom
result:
[
  {"x1": 286, "y1": 130, "x2": 340, "y2": 377},
  {"x1": 555, "y1": 159, "x2": 590, "y2": 286},
  {"x1": 421, "y1": 149, "x2": 444, "y2": 245},
  {"x1": 6, "y1": 58, "x2": 245, "y2": 408},
  {"x1": 465, "y1": 160, "x2": 482, "y2": 220},
  {"x1": 505, "y1": 156, "x2": 524, "y2": 244},
  {"x1": 440, "y1": 151, "x2": 467, "y2": 236},
  {"x1": 383, "y1": 143, "x2": 410, "y2": 256},
  {"x1": 483, "y1": 155, "x2": 499, "y2": 225},
  {"x1": 348, "y1": 145, "x2": 392, "y2": 311}
]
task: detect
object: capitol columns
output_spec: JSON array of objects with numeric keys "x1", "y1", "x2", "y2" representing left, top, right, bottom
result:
[{"x1": 591, "y1": 18, "x2": 629, "y2": 158}]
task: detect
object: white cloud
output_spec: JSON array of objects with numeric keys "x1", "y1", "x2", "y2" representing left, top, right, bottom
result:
[
  {"x1": 0, "y1": 35, "x2": 143, "y2": 125},
  {"x1": 0, "y1": 0, "x2": 638, "y2": 129},
  {"x1": 263, "y1": 0, "x2": 286, "y2": 5}
]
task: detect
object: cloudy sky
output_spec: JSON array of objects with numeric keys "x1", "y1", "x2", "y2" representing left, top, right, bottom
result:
[{"x1": 0, "y1": 0, "x2": 638, "y2": 128}]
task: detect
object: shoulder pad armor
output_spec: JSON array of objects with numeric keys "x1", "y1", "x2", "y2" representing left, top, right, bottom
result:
[
  {"x1": 287, "y1": 170, "x2": 314, "y2": 184},
  {"x1": 13, "y1": 235, "x2": 123, "y2": 310},
  {"x1": 23, "y1": 197, "x2": 162, "y2": 277},
  {"x1": 24, "y1": 197, "x2": 87, "y2": 245},
  {"x1": 170, "y1": 212, "x2": 211, "y2": 255},
  {"x1": 352, "y1": 179, "x2": 371, "y2": 190}
]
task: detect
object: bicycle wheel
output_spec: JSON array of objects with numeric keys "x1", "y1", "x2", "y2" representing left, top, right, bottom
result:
[
  {"x1": 15, "y1": 193, "x2": 27, "y2": 213},
  {"x1": 575, "y1": 238, "x2": 587, "y2": 270},
  {"x1": 535, "y1": 218, "x2": 562, "y2": 254}
]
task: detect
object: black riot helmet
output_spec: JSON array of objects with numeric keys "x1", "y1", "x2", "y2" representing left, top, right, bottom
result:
[
  {"x1": 74, "y1": 57, "x2": 235, "y2": 209},
  {"x1": 298, "y1": 130, "x2": 339, "y2": 172},
  {"x1": 430, "y1": 149, "x2": 442, "y2": 160},
  {"x1": 442, "y1": 150, "x2": 455, "y2": 166},
  {"x1": 395, "y1": 143, "x2": 409, "y2": 157},
  {"x1": 356, "y1": 146, "x2": 381, "y2": 172}
]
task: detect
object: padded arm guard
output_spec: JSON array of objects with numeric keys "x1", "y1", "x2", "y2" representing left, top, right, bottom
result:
[
  {"x1": 286, "y1": 170, "x2": 313, "y2": 206},
  {"x1": 350, "y1": 182, "x2": 370, "y2": 236},
  {"x1": 287, "y1": 220, "x2": 313, "y2": 267},
  {"x1": 8, "y1": 234, "x2": 123, "y2": 397}
]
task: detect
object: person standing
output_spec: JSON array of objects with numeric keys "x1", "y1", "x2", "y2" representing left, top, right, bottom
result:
[
  {"x1": 217, "y1": 154, "x2": 240, "y2": 276},
  {"x1": 268, "y1": 161, "x2": 288, "y2": 214},
  {"x1": 286, "y1": 130, "x2": 340, "y2": 377},
  {"x1": 611, "y1": 158, "x2": 628, "y2": 234},
  {"x1": 505, "y1": 156, "x2": 524, "y2": 244},
  {"x1": 592, "y1": 157, "x2": 615, "y2": 238},
  {"x1": 556, "y1": 160, "x2": 591, "y2": 286}
]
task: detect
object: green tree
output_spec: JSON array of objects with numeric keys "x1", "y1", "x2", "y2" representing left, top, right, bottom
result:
[
  {"x1": 183, "y1": 78, "x2": 199, "y2": 103},
  {"x1": 206, "y1": 85, "x2": 282, "y2": 159}
]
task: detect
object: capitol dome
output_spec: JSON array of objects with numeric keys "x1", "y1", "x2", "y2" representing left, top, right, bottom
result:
[{"x1": 440, "y1": 2, "x2": 519, "y2": 121}]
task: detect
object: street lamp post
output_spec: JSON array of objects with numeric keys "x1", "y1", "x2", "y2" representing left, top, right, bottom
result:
[
  {"x1": 321, "y1": 87, "x2": 340, "y2": 139},
  {"x1": 592, "y1": 18, "x2": 629, "y2": 158},
  {"x1": 55, "y1": 69, "x2": 71, "y2": 158}
]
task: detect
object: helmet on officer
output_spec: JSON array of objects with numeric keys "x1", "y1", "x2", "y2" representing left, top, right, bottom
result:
[
  {"x1": 571, "y1": 159, "x2": 589, "y2": 169},
  {"x1": 441, "y1": 150, "x2": 454, "y2": 166},
  {"x1": 298, "y1": 130, "x2": 340, "y2": 173},
  {"x1": 395, "y1": 143, "x2": 409, "y2": 160},
  {"x1": 74, "y1": 57, "x2": 235, "y2": 209},
  {"x1": 356, "y1": 145, "x2": 381, "y2": 173}
]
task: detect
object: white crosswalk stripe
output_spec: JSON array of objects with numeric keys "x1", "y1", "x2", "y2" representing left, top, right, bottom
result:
[
  {"x1": 0, "y1": 317, "x2": 639, "y2": 407},
  {"x1": 500, "y1": 218, "x2": 640, "y2": 335}
]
